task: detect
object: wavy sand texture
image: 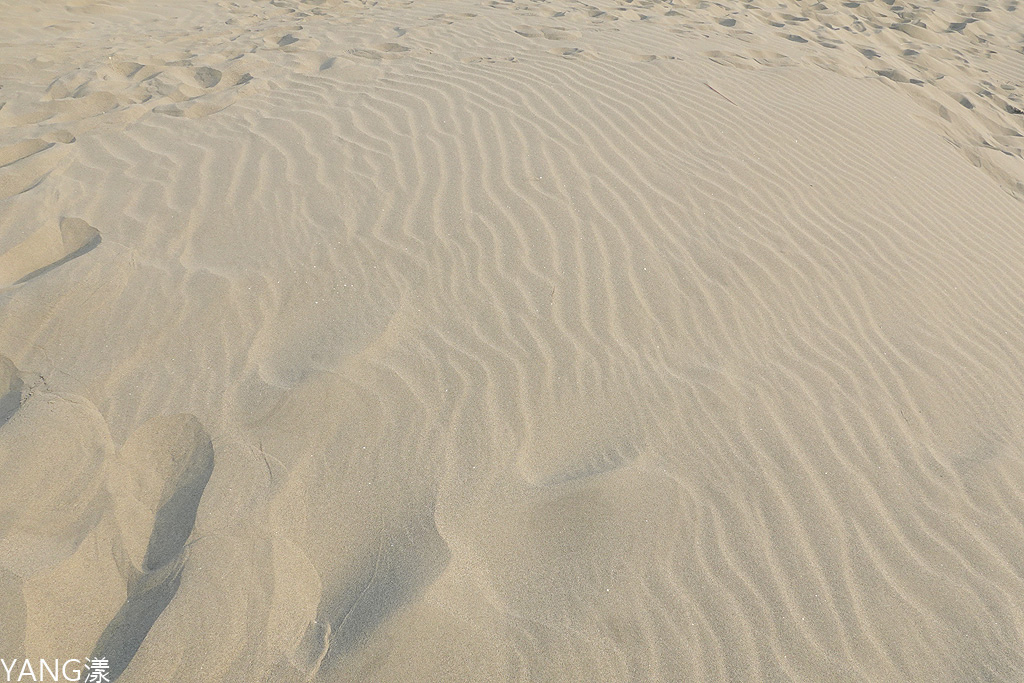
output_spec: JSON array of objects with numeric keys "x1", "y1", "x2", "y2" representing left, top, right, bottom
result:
[{"x1": 3, "y1": 0, "x2": 1024, "y2": 681}]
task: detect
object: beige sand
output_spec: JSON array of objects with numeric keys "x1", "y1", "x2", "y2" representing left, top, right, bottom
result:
[{"x1": 3, "y1": 0, "x2": 1024, "y2": 680}]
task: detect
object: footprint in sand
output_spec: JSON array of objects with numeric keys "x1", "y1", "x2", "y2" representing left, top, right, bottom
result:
[
  {"x1": 153, "y1": 89, "x2": 241, "y2": 119},
  {"x1": 0, "y1": 366, "x2": 126, "y2": 658},
  {"x1": 0, "y1": 217, "x2": 101, "y2": 289},
  {"x1": 0, "y1": 131, "x2": 75, "y2": 201},
  {"x1": 0, "y1": 399, "x2": 215, "y2": 679},
  {"x1": 453, "y1": 467, "x2": 677, "y2": 628},
  {"x1": 300, "y1": 510, "x2": 449, "y2": 679},
  {"x1": 348, "y1": 43, "x2": 410, "y2": 61},
  {"x1": 550, "y1": 46, "x2": 584, "y2": 58},
  {"x1": 514, "y1": 25, "x2": 582, "y2": 40},
  {"x1": 190, "y1": 66, "x2": 223, "y2": 88},
  {"x1": 0, "y1": 355, "x2": 24, "y2": 429},
  {"x1": 0, "y1": 374, "x2": 115, "y2": 578},
  {"x1": 375, "y1": 42, "x2": 410, "y2": 53},
  {"x1": 96, "y1": 414, "x2": 215, "y2": 681},
  {"x1": 0, "y1": 139, "x2": 55, "y2": 169}
]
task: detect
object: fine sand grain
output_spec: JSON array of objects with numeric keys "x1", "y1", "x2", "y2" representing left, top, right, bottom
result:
[{"x1": 3, "y1": 0, "x2": 1024, "y2": 680}]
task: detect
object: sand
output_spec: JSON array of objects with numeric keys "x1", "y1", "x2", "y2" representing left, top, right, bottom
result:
[{"x1": 2, "y1": 0, "x2": 1024, "y2": 680}]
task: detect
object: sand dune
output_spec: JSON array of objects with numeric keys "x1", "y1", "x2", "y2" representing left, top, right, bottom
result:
[{"x1": 3, "y1": 0, "x2": 1024, "y2": 680}]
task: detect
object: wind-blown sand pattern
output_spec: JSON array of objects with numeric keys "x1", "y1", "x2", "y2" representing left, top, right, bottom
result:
[{"x1": 3, "y1": 0, "x2": 1024, "y2": 680}]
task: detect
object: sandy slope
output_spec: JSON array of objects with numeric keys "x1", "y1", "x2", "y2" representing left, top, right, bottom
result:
[{"x1": 3, "y1": 0, "x2": 1024, "y2": 680}]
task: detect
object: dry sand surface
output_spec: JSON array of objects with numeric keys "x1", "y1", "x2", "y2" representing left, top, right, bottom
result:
[{"x1": 3, "y1": 0, "x2": 1024, "y2": 680}]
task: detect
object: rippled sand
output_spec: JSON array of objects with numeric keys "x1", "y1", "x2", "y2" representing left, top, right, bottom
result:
[{"x1": 3, "y1": 0, "x2": 1024, "y2": 680}]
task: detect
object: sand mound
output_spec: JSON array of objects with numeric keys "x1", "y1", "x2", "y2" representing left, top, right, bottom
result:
[{"x1": 0, "y1": 217, "x2": 100, "y2": 288}]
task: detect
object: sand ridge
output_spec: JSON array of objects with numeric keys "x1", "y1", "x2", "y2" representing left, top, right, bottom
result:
[{"x1": 3, "y1": 0, "x2": 1024, "y2": 680}]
